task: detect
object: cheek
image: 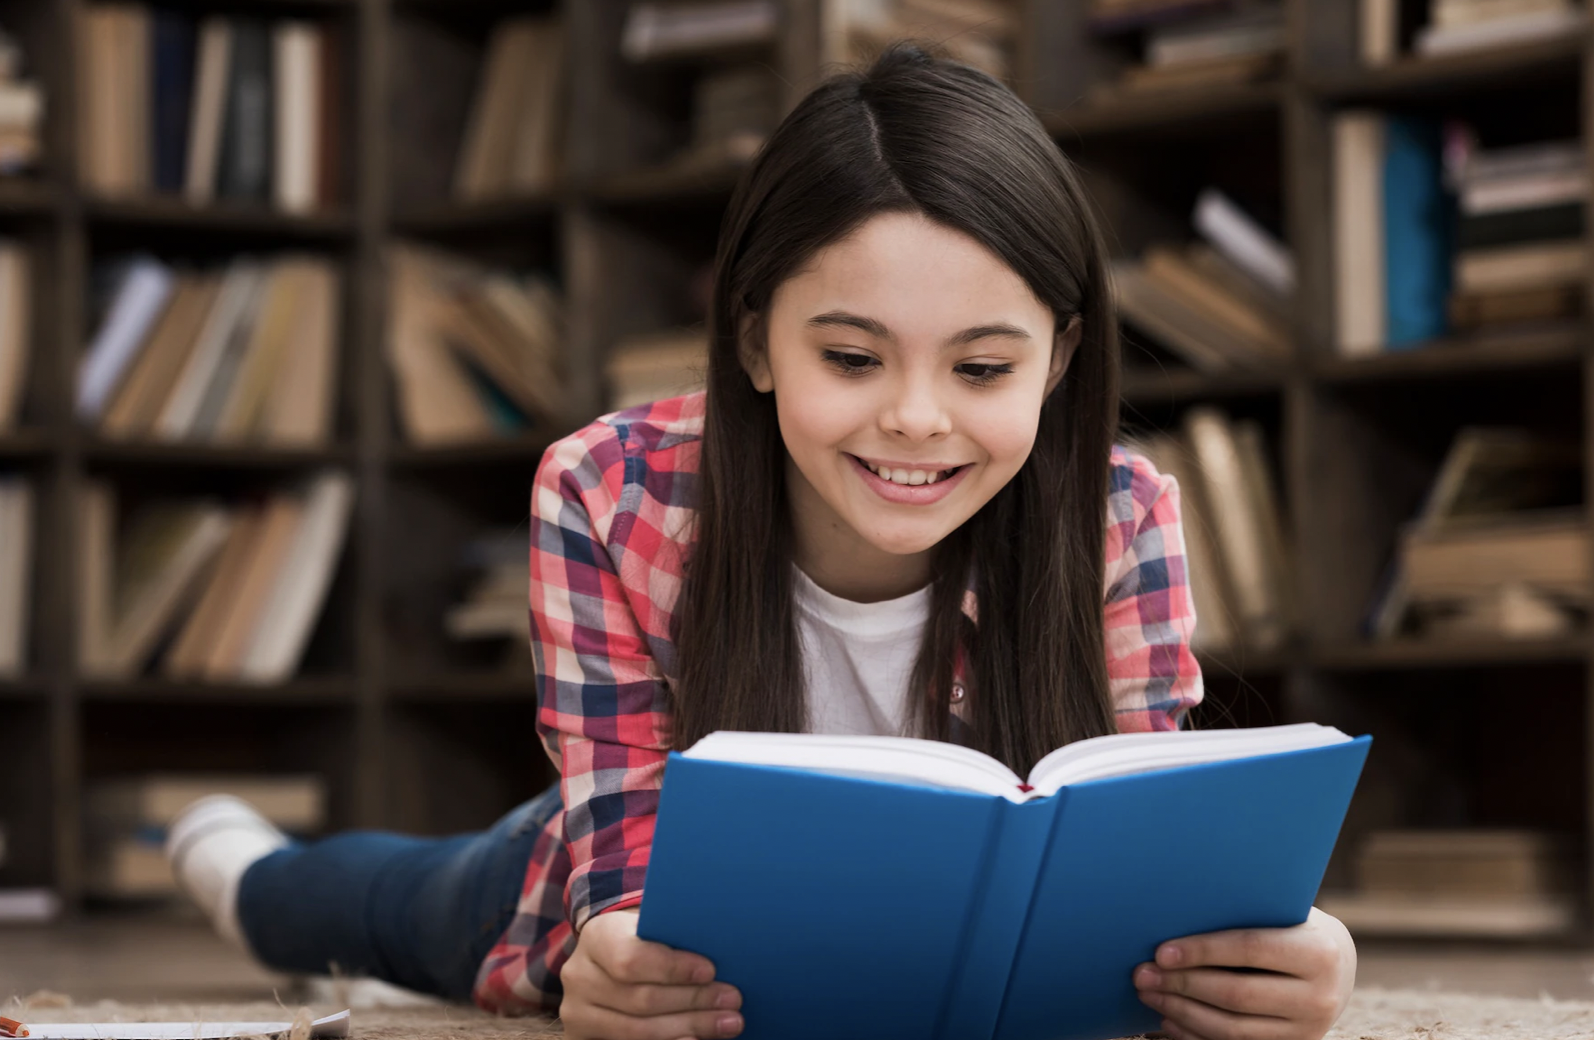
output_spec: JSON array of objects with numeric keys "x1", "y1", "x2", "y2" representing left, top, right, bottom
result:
[{"x1": 964, "y1": 399, "x2": 1044, "y2": 474}]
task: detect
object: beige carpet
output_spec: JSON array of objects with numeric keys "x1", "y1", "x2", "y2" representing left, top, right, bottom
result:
[{"x1": 6, "y1": 987, "x2": 1594, "y2": 1040}]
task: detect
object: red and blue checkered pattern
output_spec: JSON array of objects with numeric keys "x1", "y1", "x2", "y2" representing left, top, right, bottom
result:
[{"x1": 473, "y1": 390, "x2": 1204, "y2": 1013}]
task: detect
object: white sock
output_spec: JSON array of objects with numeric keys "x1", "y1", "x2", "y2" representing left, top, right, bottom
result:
[{"x1": 166, "y1": 794, "x2": 289, "y2": 950}]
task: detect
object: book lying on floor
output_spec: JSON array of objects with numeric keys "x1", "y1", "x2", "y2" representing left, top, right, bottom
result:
[
  {"x1": 639, "y1": 722, "x2": 1370, "y2": 1040},
  {"x1": 22, "y1": 1011, "x2": 350, "y2": 1040}
]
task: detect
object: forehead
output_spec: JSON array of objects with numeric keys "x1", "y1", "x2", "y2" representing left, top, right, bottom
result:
[{"x1": 774, "y1": 212, "x2": 1052, "y2": 333}]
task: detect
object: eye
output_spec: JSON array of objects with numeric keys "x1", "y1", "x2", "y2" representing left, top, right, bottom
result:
[
  {"x1": 957, "y1": 362, "x2": 1014, "y2": 386},
  {"x1": 821, "y1": 349, "x2": 878, "y2": 376}
]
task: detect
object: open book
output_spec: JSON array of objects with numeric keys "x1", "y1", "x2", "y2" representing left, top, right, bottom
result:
[
  {"x1": 683, "y1": 721, "x2": 1352, "y2": 801},
  {"x1": 640, "y1": 722, "x2": 1370, "y2": 1040}
]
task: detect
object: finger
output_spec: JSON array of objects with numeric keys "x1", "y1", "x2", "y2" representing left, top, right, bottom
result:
[
  {"x1": 569, "y1": 1003, "x2": 743, "y2": 1040},
  {"x1": 591, "y1": 929, "x2": 718, "y2": 986},
  {"x1": 1136, "y1": 964, "x2": 1309, "y2": 1017},
  {"x1": 594, "y1": 977, "x2": 742, "y2": 1018},
  {"x1": 1139, "y1": 990, "x2": 1289, "y2": 1040},
  {"x1": 1156, "y1": 929, "x2": 1301, "y2": 975}
]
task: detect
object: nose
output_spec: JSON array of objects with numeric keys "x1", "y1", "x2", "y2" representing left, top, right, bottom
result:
[{"x1": 879, "y1": 369, "x2": 952, "y2": 442}]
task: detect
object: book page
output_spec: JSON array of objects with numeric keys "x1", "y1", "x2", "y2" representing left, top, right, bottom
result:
[{"x1": 25, "y1": 1011, "x2": 350, "y2": 1040}]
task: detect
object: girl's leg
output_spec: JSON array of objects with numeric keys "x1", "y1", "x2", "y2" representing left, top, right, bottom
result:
[{"x1": 233, "y1": 781, "x2": 562, "y2": 1002}]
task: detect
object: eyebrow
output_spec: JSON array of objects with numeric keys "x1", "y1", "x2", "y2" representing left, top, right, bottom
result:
[{"x1": 806, "y1": 310, "x2": 1032, "y2": 347}]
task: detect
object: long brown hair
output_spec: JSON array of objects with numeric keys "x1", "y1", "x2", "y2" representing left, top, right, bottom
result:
[{"x1": 671, "y1": 44, "x2": 1120, "y2": 776}]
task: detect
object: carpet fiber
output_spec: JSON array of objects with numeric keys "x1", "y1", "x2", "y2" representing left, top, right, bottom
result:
[{"x1": 6, "y1": 987, "x2": 1594, "y2": 1040}]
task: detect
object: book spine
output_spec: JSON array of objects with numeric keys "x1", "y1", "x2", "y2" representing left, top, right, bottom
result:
[{"x1": 1382, "y1": 115, "x2": 1452, "y2": 349}]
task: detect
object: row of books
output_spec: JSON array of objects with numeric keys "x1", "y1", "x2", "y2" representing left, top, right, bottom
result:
[
  {"x1": 386, "y1": 244, "x2": 565, "y2": 446},
  {"x1": 77, "y1": 254, "x2": 341, "y2": 447},
  {"x1": 454, "y1": 16, "x2": 563, "y2": 202},
  {"x1": 0, "y1": 24, "x2": 42, "y2": 175},
  {"x1": 1333, "y1": 116, "x2": 1585, "y2": 355},
  {"x1": 85, "y1": 773, "x2": 324, "y2": 900},
  {"x1": 1094, "y1": 1, "x2": 1284, "y2": 98},
  {"x1": 78, "y1": 471, "x2": 353, "y2": 683},
  {"x1": 0, "y1": 239, "x2": 30, "y2": 432},
  {"x1": 827, "y1": 0, "x2": 1015, "y2": 80},
  {"x1": 0, "y1": 477, "x2": 32, "y2": 677},
  {"x1": 1114, "y1": 188, "x2": 1294, "y2": 372},
  {"x1": 78, "y1": 5, "x2": 343, "y2": 212},
  {"x1": 1126, "y1": 407, "x2": 1295, "y2": 653},
  {"x1": 1321, "y1": 828, "x2": 1581, "y2": 938},
  {"x1": 1369, "y1": 427, "x2": 1585, "y2": 642},
  {"x1": 1363, "y1": 0, "x2": 1587, "y2": 64}
]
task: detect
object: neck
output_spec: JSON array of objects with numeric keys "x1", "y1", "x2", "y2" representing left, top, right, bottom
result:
[{"x1": 785, "y1": 455, "x2": 934, "y2": 603}]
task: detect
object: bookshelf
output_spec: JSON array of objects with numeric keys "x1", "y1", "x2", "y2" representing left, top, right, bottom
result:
[{"x1": 0, "y1": 0, "x2": 1587, "y2": 943}]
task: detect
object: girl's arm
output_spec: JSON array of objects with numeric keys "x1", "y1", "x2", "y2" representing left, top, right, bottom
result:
[
  {"x1": 1103, "y1": 448, "x2": 1204, "y2": 730},
  {"x1": 527, "y1": 428, "x2": 743, "y2": 1039}
]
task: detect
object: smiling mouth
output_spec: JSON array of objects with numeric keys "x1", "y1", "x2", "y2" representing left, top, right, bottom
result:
[{"x1": 849, "y1": 455, "x2": 967, "y2": 486}]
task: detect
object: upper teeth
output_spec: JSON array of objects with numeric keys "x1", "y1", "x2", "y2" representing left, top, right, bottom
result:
[{"x1": 871, "y1": 463, "x2": 949, "y2": 486}]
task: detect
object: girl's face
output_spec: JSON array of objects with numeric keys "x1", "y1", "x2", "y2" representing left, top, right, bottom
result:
[{"x1": 742, "y1": 211, "x2": 1076, "y2": 600}]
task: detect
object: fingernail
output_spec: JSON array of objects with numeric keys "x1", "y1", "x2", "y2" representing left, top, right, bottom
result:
[
  {"x1": 1160, "y1": 944, "x2": 1183, "y2": 967},
  {"x1": 1136, "y1": 965, "x2": 1163, "y2": 987},
  {"x1": 717, "y1": 1013, "x2": 743, "y2": 1036},
  {"x1": 715, "y1": 989, "x2": 739, "y2": 1010}
]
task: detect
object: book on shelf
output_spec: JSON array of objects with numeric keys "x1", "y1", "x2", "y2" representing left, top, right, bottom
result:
[
  {"x1": 1333, "y1": 112, "x2": 1454, "y2": 355},
  {"x1": 386, "y1": 243, "x2": 566, "y2": 446},
  {"x1": 79, "y1": 3, "x2": 341, "y2": 211},
  {"x1": 0, "y1": 477, "x2": 33, "y2": 677},
  {"x1": 1368, "y1": 427, "x2": 1584, "y2": 640},
  {"x1": 77, "y1": 471, "x2": 354, "y2": 683},
  {"x1": 79, "y1": 253, "x2": 341, "y2": 447},
  {"x1": 1097, "y1": 3, "x2": 1283, "y2": 96},
  {"x1": 1414, "y1": 0, "x2": 1586, "y2": 57},
  {"x1": 444, "y1": 532, "x2": 534, "y2": 672},
  {"x1": 85, "y1": 773, "x2": 325, "y2": 899},
  {"x1": 0, "y1": 23, "x2": 42, "y2": 175},
  {"x1": 825, "y1": 0, "x2": 1014, "y2": 78},
  {"x1": 455, "y1": 16, "x2": 564, "y2": 201},
  {"x1": 606, "y1": 327, "x2": 710, "y2": 411},
  {"x1": 1319, "y1": 828, "x2": 1581, "y2": 938},
  {"x1": 623, "y1": 1, "x2": 780, "y2": 61},
  {"x1": 0, "y1": 239, "x2": 30, "y2": 432},
  {"x1": 1086, "y1": 0, "x2": 1237, "y2": 35},
  {"x1": 0, "y1": 887, "x2": 61, "y2": 923},
  {"x1": 639, "y1": 722, "x2": 1369, "y2": 1040},
  {"x1": 686, "y1": 65, "x2": 779, "y2": 165}
]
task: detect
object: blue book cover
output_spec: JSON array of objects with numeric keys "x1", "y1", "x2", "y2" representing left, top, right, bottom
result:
[
  {"x1": 638, "y1": 733, "x2": 1370, "y2": 1040},
  {"x1": 1383, "y1": 116, "x2": 1453, "y2": 349},
  {"x1": 152, "y1": 10, "x2": 197, "y2": 195}
]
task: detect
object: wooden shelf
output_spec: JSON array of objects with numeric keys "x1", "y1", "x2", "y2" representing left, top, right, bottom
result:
[
  {"x1": 0, "y1": 429, "x2": 55, "y2": 459},
  {"x1": 1312, "y1": 327, "x2": 1587, "y2": 384},
  {"x1": 1311, "y1": 637, "x2": 1590, "y2": 671},
  {"x1": 1044, "y1": 81, "x2": 1282, "y2": 140},
  {"x1": 1305, "y1": 31, "x2": 1586, "y2": 103},
  {"x1": 388, "y1": 432, "x2": 559, "y2": 468},
  {"x1": 77, "y1": 676, "x2": 358, "y2": 703},
  {"x1": 1121, "y1": 365, "x2": 1287, "y2": 405},
  {"x1": 82, "y1": 438, "x2": 355, "y2": 470},
  {"x1": 0, "y1": 677, "x2": 48, "y2": 700},
  {"x1": 85, "y1": 197, "x2": 357, "y2": 241},
  {"x1": 392, "y1": 194, "x2": 560, "y2": 236},
  {"x1": 389, "y1": 672, "x2": 535, "y2": 701},
  {"x1": 0, "y1": 178, "x2": 60, "y2": 216}
]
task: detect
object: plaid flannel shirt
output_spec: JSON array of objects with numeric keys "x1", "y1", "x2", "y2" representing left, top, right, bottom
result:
[{"x1": 474, "y1": 390, "x2": 1204, "y2": 1013}]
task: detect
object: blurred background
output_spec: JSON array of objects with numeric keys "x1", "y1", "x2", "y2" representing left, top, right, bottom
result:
[{"x1": 0, "y1": 0, "x2": 1592, "y2": 1003}]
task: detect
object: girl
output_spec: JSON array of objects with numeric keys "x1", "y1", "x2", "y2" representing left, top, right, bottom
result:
[{"x1": 167, "y1": 44, "x2": 1357, "y2": 1040}]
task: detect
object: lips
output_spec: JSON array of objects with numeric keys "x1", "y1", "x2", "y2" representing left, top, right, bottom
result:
[{"x1": 846, "y1": 453, "x2": 970, "y2": 505}]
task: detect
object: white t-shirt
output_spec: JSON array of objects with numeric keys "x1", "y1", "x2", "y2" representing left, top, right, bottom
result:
[{"x1": 792, "y1": 565, "x2": 932, "y2": 738}]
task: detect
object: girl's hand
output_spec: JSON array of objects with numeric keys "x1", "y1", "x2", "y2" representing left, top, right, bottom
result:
[
  {"x1": 560, "y1": 908, "x2": 745, "y2": 1040},
  {"x1": 1132, "y1": 906, "x2": 1356, "y2": 1040}
]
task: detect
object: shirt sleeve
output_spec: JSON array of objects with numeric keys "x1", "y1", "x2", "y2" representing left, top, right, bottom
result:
[
  {"x1": 529, "y1": 429, "x2": 672, "y2": 932},
  {"x1": 1103, "y1": 450, "x2": 1205, "y2": 732}
]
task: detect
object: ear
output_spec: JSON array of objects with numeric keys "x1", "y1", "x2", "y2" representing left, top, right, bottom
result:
[
  {"x1": 1045, "y1": 315, "x2": 1082, "y2": 396},
  {"x1": 737, "y1": 311, "x2": 774, "y2": 393}
]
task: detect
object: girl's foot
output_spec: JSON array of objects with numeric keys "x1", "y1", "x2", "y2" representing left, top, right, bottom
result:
[{"x1": 166, "y1": 794, "x2": 290, "y2": 949}]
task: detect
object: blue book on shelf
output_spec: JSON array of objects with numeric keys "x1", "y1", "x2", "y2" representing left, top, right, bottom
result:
[
  {"x1": 1383, "y1": 116, "x2": 1453, "y2": 349},
  {"x1": 151, "y1": 10, "x2": 197, "y2": 195},
  {"x1": 638, "y1": 725, "x2": 1371, "y2": 1040}
]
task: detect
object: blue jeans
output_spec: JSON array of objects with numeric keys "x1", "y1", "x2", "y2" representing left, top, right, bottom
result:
[{"x1": 237, "y1": 781, "x2": 562, "y2": 1002}]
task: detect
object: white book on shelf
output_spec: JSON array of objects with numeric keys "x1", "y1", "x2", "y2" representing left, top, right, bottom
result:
[
  {"x1": 621, "y1": 1, "x2": 780, "y2": 60},
  {"x1": 185, "y1": 17, "x2": 233, "y2": 205},
  {"x1": 1432, "y1": 0, "x2": 1571, "y2": 29},
  {"x1": 1461, "y1": 168, "x2": 1588, "y2": 213},
  {"x1": 153, "y1": 260, "x2": 265, "y2": 440},
  {"x1": 1415, "y1": 5, "x2": 1586, "y2": 55},
  {"x1": 77, "y1": 256, "x2": 175, "y2": 422},
  {"x1": 0, "y1": 479, "x2": 32, "y2": 676},
  {"x1": 273, "y1": 21, "x2": 321, "y2": 215},
  {"x1": 238, "y1": 470, "x2": 355, "y2": 683},
  {"x1": 1191, "y1": 188, "x2": 1295, "y2": 298},
  {"x1": 0, "y1": 239, "x2": 30, "y2": 431},
  {"x1": 1332, "y1": 110, "x2": 1386, "y2": 356}
]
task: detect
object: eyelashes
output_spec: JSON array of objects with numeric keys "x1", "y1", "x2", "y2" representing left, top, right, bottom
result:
[{"x1": 819, "y1": 350, "x2": 1015, "y2": 387}]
